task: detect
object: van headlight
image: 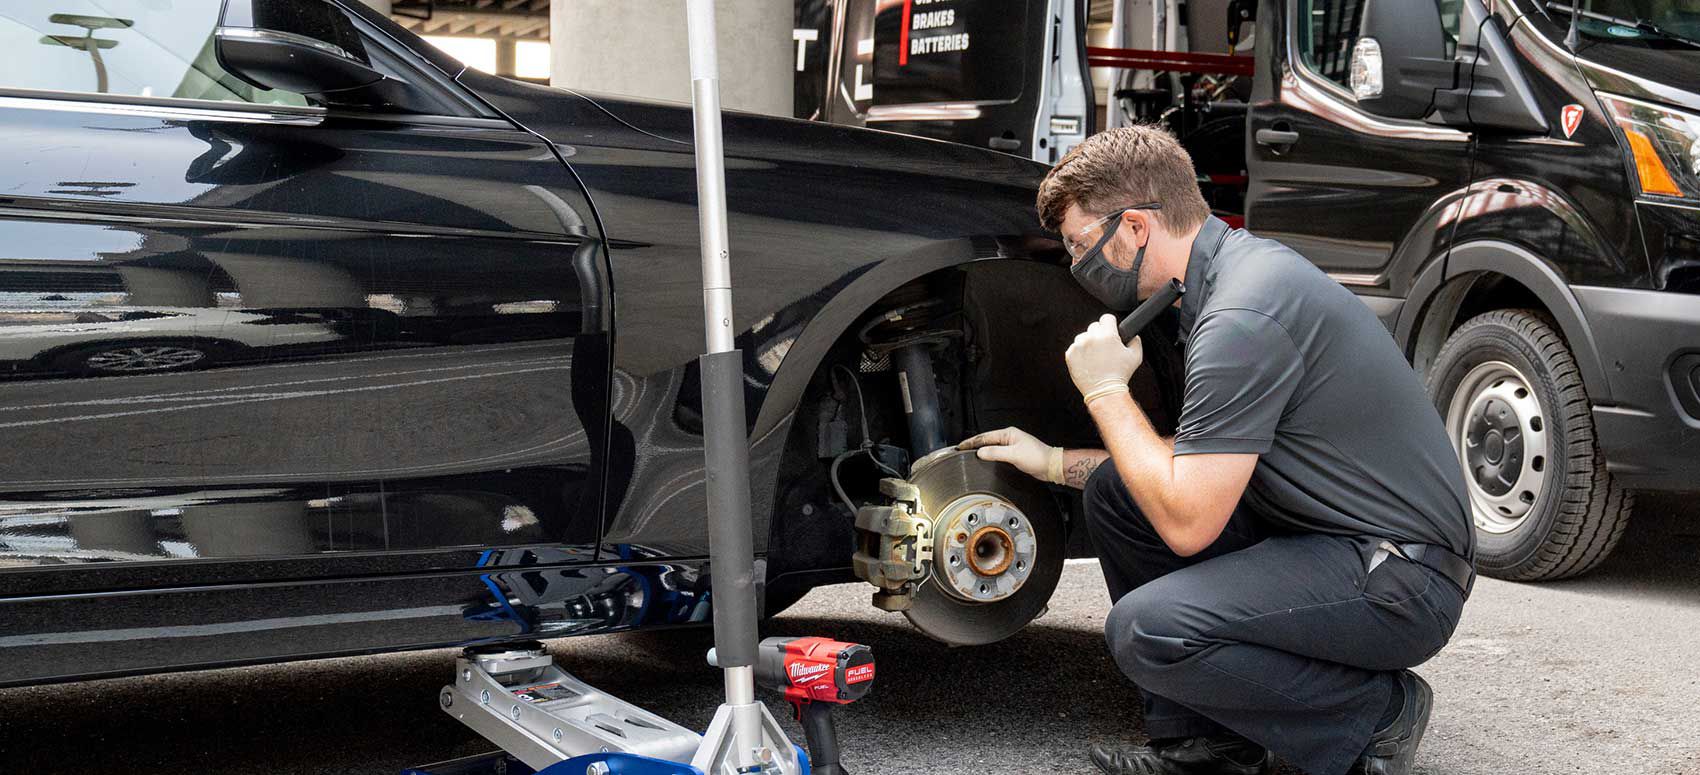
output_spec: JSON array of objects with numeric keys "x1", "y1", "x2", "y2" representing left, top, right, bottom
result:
[{"x1": 1600, "y1": 93, "x2": 1700, "y2": 200}]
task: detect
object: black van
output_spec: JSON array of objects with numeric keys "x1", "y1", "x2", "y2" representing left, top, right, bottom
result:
[
  {"x1": 801, "y1": 0, "x2": 1700, "y2": 581},
  {"x1": 1241, "y1": 0, "x2": 1700, "y2": 581}
]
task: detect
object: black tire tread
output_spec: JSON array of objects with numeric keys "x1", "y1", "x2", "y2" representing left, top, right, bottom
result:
[{"x1": 1429, "y1": 309, "x2": 1632, "y2": 581}]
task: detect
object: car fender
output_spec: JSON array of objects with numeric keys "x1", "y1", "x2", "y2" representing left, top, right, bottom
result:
[{"x1": 751, "y1": 238, "x2": 986, "y2": 439}]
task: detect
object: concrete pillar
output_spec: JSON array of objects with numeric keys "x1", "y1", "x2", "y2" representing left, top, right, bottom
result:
[
  {"x1": 550, "y1": 0, "x2": 793, "y2": 116},
  {"x1": 495, "y1": 38, "x2": 517, "y2": 78},
  {"x1": 206, "y1": 254, "x2": 366, "y2": 308},
  {"x1": 179, "y1": 501, "x2": 316, "y2": 558},
  {"x1": 68, "y1": 512, "x2": 160, "y2": 558},
  {"x1": 357, "y1": 0, "x2": 392, "y2": 14},
  {"x1": 115, "y1": 265, "x2": 215, "y2": 308}
]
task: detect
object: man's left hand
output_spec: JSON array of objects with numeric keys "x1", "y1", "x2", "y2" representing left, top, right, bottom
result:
[{"x1": 1065, "y1": 314, "x2": 1144, "y2": 397}]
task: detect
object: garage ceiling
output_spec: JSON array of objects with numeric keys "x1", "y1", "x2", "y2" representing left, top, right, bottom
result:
[
  {"x1": 390, "y1": 0, "x2": 551, "y2": 41},
  {"x1": 389, "y1": 0, "x2": 1113, "y2": 43}
]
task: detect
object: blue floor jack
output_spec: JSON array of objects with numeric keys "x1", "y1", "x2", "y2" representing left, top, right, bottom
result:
[{"x1": 404, "y1": 2, "x2": 871, "y2": 774}]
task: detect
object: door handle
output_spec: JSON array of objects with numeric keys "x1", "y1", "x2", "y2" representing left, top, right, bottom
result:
[
  {"x1": 988, "y1": 136, "x2": 1022, "y2": 151},
  {"x1": 1255, "y1": 128, "x2": 1300, "y2": 149}
]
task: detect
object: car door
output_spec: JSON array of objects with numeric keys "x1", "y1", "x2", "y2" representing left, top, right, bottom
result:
[
  {"x1": 0, "y1": 0, "x2": 612, "y2": 683},
  {"x1": 1245, "y1": 0, "x2": 1472, "y2": 298}
]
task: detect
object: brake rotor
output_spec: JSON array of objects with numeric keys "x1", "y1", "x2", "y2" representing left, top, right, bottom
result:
[{"x1": 901, "y1": 449, "x2": 1065, "y2": 646}]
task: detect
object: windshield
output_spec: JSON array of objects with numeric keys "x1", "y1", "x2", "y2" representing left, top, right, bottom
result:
[{"x1": 1548, "y1": 1, "x2": 1700, "y2": 48}]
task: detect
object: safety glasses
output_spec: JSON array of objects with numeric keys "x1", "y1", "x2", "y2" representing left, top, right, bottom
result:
[{"x1": 1064, "y1": 202, "x2": 1163, "y2": 263}]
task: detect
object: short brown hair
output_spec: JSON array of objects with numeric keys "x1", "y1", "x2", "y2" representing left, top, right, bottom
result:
[{"x1": 1036, "y1": 125, "x2": 1210, "y2": 235}]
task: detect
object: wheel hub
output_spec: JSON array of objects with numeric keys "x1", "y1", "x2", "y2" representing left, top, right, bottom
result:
[
  {"x1": 1483, "y1": 429, "x2": 1505, "y2": 464},
  {"x1": 933, "y1": 494, "x2": 1037, "y2": 603},
  {"x1": 1446, "y1": 361, "x2": 1549, "y2": 534},
  {"x1": 893, "y1": 449, "x2": 1064, "y2": 646},
  {"x1": 1464, "y1": 397, "x2": 1524, "y2": 496}
]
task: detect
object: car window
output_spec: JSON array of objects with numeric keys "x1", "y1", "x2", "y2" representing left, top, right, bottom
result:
[
  {"x1": 1298, "y1": 0, "x2": 1462, "y2": 88},
  {"x1": 1298, "y1": 0, "x2": 1368, "y2": 87},
  {"x1": 0, "y1": 1, "x2": 309, "y2": 107}
]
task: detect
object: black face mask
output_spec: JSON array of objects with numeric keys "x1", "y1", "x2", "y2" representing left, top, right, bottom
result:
[{"x1": 1068, "y1": 204, "x2": 1160, "y2": 311}]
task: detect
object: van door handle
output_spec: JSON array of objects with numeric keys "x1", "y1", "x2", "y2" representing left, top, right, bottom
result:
[
  {"x1": 1255, "y1": 128, "x2": 1300, "y2": 149},
  {"x1": 988, "y1": 136, "x2": 1022, "y2": 151}
]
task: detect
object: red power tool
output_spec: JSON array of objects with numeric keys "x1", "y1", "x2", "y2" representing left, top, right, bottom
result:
[{"x1": 751, "y1": 636, "x2": 874, "y2": 775}]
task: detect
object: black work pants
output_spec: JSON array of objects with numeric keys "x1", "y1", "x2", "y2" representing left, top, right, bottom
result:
[{"x1": 1082, "y1": 464, "x2": 1466, "y2": 775}]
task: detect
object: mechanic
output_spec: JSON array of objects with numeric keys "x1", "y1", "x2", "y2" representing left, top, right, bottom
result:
[{"x1": 959, "y1": 126, "x2": 1474, "y2": 775}]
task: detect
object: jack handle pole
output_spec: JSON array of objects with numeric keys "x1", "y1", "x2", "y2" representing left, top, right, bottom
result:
[{"x1": 685, "y1": 0, "x2": 763, "y2": 767}]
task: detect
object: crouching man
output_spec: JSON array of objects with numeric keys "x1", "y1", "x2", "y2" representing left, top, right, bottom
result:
[{"x1": 961, "y1": 126, "x2": 1474, "y2": 775}]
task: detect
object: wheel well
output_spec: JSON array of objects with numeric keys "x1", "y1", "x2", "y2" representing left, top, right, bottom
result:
[
  {"x1": 1412, "y1": 272, "x2": 1551, "y2": 377},
  {"x1": 764, "y1": 259, "x2": 1185, "y2": 586}
]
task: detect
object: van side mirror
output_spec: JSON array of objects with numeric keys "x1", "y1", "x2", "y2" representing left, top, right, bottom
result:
[
  {"x1": 1429, "y1": 0, "x2": 1549, "y2": 134},
  {"x1": 215, "y1": 0, "x2": 384, "y2": 99},
  {"x1": 1347, "y1": 0, "x2": 1456, "y2": 120}
]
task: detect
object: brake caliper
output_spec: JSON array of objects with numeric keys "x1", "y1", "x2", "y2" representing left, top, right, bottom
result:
[{"x1": 852, "y1": 477, "x2": 935, "y2": 611}]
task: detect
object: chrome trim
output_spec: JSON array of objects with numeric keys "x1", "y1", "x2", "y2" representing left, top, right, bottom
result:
[
  {"x1": 0, "y1": 202, "x2": 576, "y2": 243},
  {"x1": 1596, "y1": 90, "x2": 1700, "y2": 118},
  {"x1": 1282, "y1": 64, "x2": 1469, "y2": 143},
  {"x1": 1328, "y1": 271, "x2": 1384, "y2": 287},
  {"x1": 215, "y1": 26, "x2": 357, "y2": 62},
  {"x1": 1282, "y1": 1, "x2": 1468, "y2": 143},
  {"x1": 866, "y1": 103, "x2": 985, "y2": 122},
  {"x1": 0, "y1": 93, "x2": 324, "y2": 126},
  {"x1": 1638, "y1": 198, "x2": 1700, "y2": 213}
]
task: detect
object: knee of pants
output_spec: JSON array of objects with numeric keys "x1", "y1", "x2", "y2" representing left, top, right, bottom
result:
[{"x1": 1104, "y1": 582, "x2": 1201, "y2": 688}]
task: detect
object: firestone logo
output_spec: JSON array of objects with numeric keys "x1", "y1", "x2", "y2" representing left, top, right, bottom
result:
[
  {"x1": 1560, "y1": 104, "x2": 1585, "y2": 139},
  {"x1": 788, "y1": 662, "x2": 833, "y2": 683}
]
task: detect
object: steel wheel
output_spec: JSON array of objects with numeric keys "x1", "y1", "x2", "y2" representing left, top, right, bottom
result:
[
  {"x1": 81, "y1": 345, "x2": 208, "y2": 373},
  {"x1": 1427, "y1": 309, "x2": 1631, "y2": 580},
  {"x1": 1445, "y1": 360, "x2": 1548, "y2": 534}
]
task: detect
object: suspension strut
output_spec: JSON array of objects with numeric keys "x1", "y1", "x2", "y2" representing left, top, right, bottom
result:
[
  {"x1": 892, "y1": 343, "x2": 948, "y2": 462},
  {"x1": 858, "y1": 299, "x2": 959, "y2": 466}
]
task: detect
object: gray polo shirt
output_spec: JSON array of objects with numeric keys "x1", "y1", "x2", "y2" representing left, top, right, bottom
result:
[{"x1": 1171, "y1": 217, "x2": 1473, "y2": 559}]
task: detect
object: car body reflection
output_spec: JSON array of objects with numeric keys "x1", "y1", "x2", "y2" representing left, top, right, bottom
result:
[{"x1": 462, "y1": 546, "x2": 710, "y2": 640}]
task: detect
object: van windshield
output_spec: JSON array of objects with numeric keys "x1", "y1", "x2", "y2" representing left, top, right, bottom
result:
[{"x1": 1547, "y1": 2, "x2": 1700, "y2": 49}]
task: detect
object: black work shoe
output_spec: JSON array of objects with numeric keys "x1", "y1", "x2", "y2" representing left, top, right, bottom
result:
[
  {"x1": 1089, "y1": 735, "x2": 1272, "y2": 775},
  {"x1": 1353, "y1": 670, "x2": 1434, "y2": 775}
]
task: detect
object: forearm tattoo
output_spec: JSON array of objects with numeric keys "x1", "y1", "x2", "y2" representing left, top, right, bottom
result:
[{"x1": 1063, "y1": 454, "x2": 1105, "y2": 489}]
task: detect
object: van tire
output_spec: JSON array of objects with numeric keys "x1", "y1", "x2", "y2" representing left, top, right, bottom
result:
[{"x1": 1427, "y1": 309, "x2": 1632, "y2": 581}]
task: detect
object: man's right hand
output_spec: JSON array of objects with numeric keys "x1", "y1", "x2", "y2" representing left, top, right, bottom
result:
[{"x1": 959, "y1": 426, "x2": 1064, "y2": 485}]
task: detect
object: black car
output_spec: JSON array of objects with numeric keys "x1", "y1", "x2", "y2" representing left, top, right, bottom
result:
[{"x1": 0, "y1": 0, "x2": 1161, "y2": 686}]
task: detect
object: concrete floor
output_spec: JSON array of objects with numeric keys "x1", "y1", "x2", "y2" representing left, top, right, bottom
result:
[{"x1": 3, "y1": 496, "x2": 1698, "y2": 774}]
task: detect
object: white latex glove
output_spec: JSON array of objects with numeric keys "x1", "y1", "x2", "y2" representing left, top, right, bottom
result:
[
  {"x1": 1065, "y1": 313, "x2": 1144, "y2": 403},
  {"x1": 958, "y1": 426, "x2": 1065, "y2": 485}
]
